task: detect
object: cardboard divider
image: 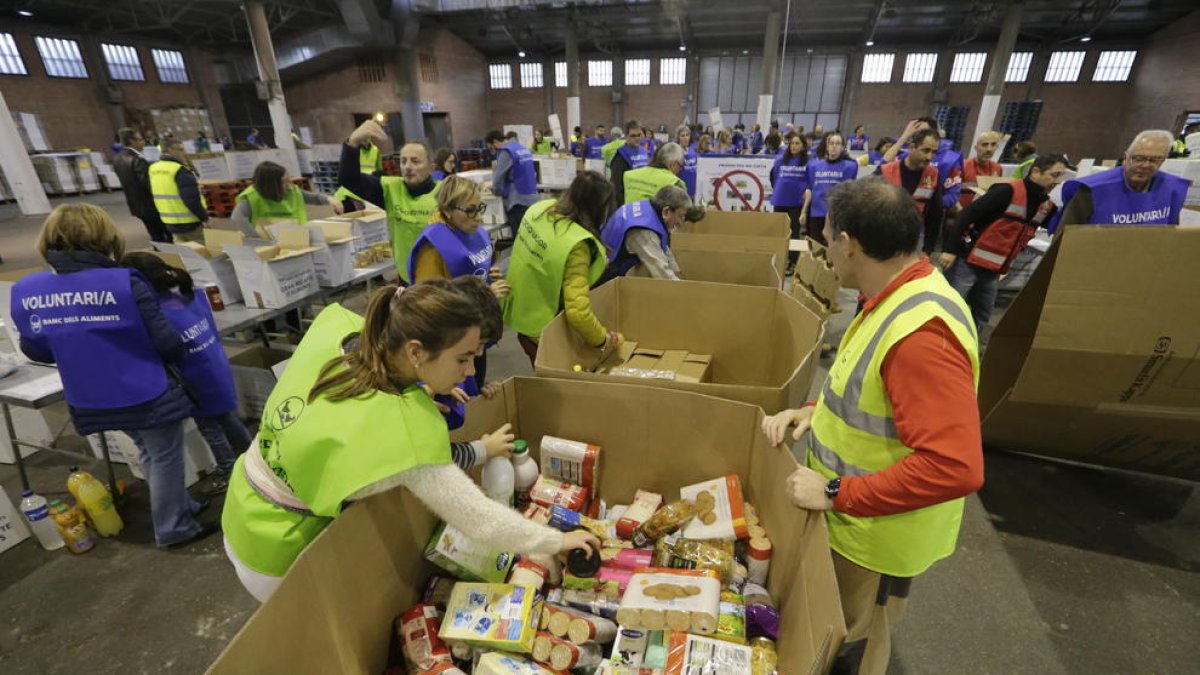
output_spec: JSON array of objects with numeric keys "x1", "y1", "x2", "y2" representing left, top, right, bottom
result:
[
  {"x1": 206, "y1": 377, "x2": 845, "y2": 674},
  {"x1": 980, "y1": 225, "x2": 1200, "y2": 480},
  {"x1": 536, "y1": 277, "x2": 824, "y2": 412},
  {"x1": 629, "y1": 249, "x2": 782, "y2": 288},
  {"x1": 671, "y1": 231, "x2": 790, "y2": 279}
]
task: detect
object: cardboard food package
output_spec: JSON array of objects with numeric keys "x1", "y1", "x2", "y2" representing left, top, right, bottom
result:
[
  {"x1": 270, "y1": 223, "x2": 359, "y2": 287},
  {"x1": 438, "y1": 582, "x2": 543, "y2": 653},
  {"x1": 153, "y1": 228, "x2": 246, "y2": 304},
  {"x1": 424, "y1": 522, "x2": 517, "y2": 583},
  {"x1": 628, "y1": 249, "x2": 781, "y2": 289},
  {"x1": 601, "y1": 344, "x2": 713, "y2": 384},
  {"x1": 663, "y1": 632, "x2": 752, "y2": 674},
  {"x1": 223, "y1": 228, "x2": 320, "y2": 309},
  {"x1": 536, "y1": 277, "x2": 825, "y2": 412},
  {"x1": 980, "y1": 226, "x2": 1200, "y2": 481},
  {"x1": 206, "y1": 377, "x2": 845, "y2": 674}
]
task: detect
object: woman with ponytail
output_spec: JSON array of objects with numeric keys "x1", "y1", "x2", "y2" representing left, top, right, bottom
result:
[
  {"x1": 120, "y1": 253, "x2": 251, "y2": 485},
  {"x1": 220, "y1": 282, "x2": 599, "y2": 601}
]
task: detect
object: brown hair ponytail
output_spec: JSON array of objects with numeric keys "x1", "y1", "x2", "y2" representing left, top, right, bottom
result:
[{"x1": 308, "y1": 281, "x2": 482, "y2": 403}]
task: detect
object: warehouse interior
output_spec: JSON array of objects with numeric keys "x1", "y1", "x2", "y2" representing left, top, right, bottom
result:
[{"x1": 0, "y1": 1, "x2": 1198, "y2": 674}]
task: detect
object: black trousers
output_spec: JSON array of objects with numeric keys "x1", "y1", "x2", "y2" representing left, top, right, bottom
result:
[
  {"x1": 784, "y1": 206, "x2": 804, "y2": 265},
  {"x1": 506, "y1": 203, "x2": 530, "y2": 237},
  {"x1": 139, "y1": 213, "x2": 174, "y2": 244}
]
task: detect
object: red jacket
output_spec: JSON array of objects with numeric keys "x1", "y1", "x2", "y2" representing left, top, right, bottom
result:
[{"x1": 959, "y1": 158, "x2": 1004, "y2": 208}]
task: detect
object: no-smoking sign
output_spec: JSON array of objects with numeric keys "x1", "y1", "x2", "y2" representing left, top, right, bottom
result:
[{"x1": 711, "y1": 170, "x2": 765, "y2": 211}]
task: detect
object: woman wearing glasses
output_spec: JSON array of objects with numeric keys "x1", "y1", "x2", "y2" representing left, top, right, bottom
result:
[{"x1": 408, "y1": 175, "x2": 506, "y2": 296}]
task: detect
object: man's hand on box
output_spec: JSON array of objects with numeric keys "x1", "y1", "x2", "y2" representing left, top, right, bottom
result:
[{"x1": 787, "y1": 465, "x2": 834, "y2": 511}]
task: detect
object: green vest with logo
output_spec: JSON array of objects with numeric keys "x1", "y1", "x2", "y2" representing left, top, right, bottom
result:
[
  {"x1": 601, "y1": 139, "x2": 625, "y2": 167},
  {"x1": 382, "y1": 177, "x2": 441, "y2": 283},
  {"x1": 221, "y1": 303, "x2": 451, "y2": 576},
  {"x1": 149, "y1": 160, "x2": 207, "y2": 225},
  {"x1": 808, "y1": 270, "x2": 980, "y2": 578},
  {"x1": 533, "y1": 140, "x2": 554, "y2": 154},
  {"x1": 360, "y1": 144, "x2": 382, "y2": 174},
  {"x1": 334, "y1": 186, "x2": 376, "y2": 209},
  {"x1": 502, "y1": 199, "x2": 606, "y2": 339},
  {"x1": 623, "y1": 166, "x2": 686, "y2": 204},
  {"x1": 236, "y1": 184, "x2": 308, "y2": 226}
]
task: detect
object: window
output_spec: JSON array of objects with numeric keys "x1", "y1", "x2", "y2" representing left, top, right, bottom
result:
[
  {"x1": 902, "y1": 52, "x2": 937, "y2": 83},
  {"x1": 101, "y1": 43, "x2": 144, "y2": 81},
  {"x1": 1045, "y1": 50, "x2": 1086, "y2": 82},
  {"x1": 949, "y1": 52, "x2": 986, "y2": 83},
  {"x1": 1005, "y1": 51, "x2": 1033, "y2": 82},
  {"x1": 1092, "y1": 50, "x2": 1137, "y2": 82},
  {"x1": 419, "y1": 53, "x2": 438, "y2": 83},
  {"x1": 34, "y1": 36, "x2": 87, "y2": 78},
  {"x1": 151, "y1": 48, "x2": 189, "y2": 83},
  {"x1": 519, "y1": 62, "x2": 542, "y2": 88},
  {"x1": 0, "y1": 32, "x2": 27, "y2": 75},
  {"x1": 555, "y1": 61, "x2": 567, "y2": 87},
  {"x1": 488, "y1": 63, "x2": 512, "y2": 89},
  {"x1": 587, "y1": 60, "x2": 612, "y2": 87},
  {"x1": 659, "y1": 57, "x2": 686, "y2": 85},
  {"x1": 625, "y1": 58, "x2": 650, "y2": 86},
  {"x1": 860, "y1": 53, "x2": 894, "y2": 82}
]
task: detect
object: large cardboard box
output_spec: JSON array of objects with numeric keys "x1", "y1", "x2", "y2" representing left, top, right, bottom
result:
[
  {"x1": 305, "y1": 222, "x2": 359, "y2": 287},
  {"x1": 154, "y1": 229, "x2": 245, "y2": 304},
  {"x1": 189, "y1": 154, "x2": 234, "y2": 182},
  {"x1": 630, "y1": 249, "x2": 782, "y2": 288},
  {"x1": 671, "y1": 232, "x2": 791, "y2": 278},
  {"x1": 205, "y1": 378, "x2": 845, "y2": 674},
  {"x1": 671, "y1": 211, "x2": 790, "y2": 279},
  {"x1": 326, "y1": 209, "x2": 390, "y2": 253},
  {"x1": 681, "y1": 210, "x2": 790, "y2": 238},
  {"x1": 227, "y1": 346, "x2": 293, "y2": 421},
  {"x1": 86, "y1": 419, "x2": 216, "y2": 487},
  {"x1": 224, "y1": 230, "x2": 320, "y2": 309},
  {"x1": 980, "y1": 226, "x2": 1200, "y2": 481},
  {"x1": 536, "y1": 277, "x2": 824, "y2": 411}
]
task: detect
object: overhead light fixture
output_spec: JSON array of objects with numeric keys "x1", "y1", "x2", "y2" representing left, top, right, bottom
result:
[
  {"x1": 373, "y1": 112, "x2": 386, "y2": 123},
  {"x1": 518, "y1": 50, "x2": 526, "y2": 58},
  {"x1": 806, "y1": 48, "x2": 813, "y2": 54},
  {"x1": 742, "y1": 49, "x2": 749, "y2": 55},
  {"x1": 17, "y1": 9, "x2": 33, "y2": 16},
  {"x1": 865, "y1": 40, "x2": 874, "y2": 47},
  {"x1": 678, "y1": 44, "x2": 687, "y2": 52},
  {"x1": 1080, "y1": 35, "x2": 1092, "y2": 43}
]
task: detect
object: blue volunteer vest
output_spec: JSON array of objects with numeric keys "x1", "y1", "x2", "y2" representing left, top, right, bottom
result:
[
  {"x1": 616, "y1": 144, "x2": 650, "y2": 170},
  {"x1": 11, "y1": 269, "x2": 169, "y2": 409},
  {"x1": 600, "y1": 199, "x2": 671, "y2": 279},
  {"x1": 807, "y1": 159, "x2": 859, "y2": 218},
  {"x1": 1055, "y1": 166, "x2": 1190, "y2": 231},
  {"x1": 680, "y1": 146, "x2": 699, "y2": 197},
  {"x1": 868, "y1": 150, "x2": 884, "y2": 165},
  {"x1": 431, "y1": 170, "x2": 448, "y2": 181},
  {"x1": 159, "y1": 290, "x2": 238, "y2": 417},
  {"x1": 436, "y1": 375, "x2": 481, "y2": 431},
  {"x1": 585, "y1": 137, "x2": 606, "y2": 160},
  {"x1": 499, "y1": 141, "x2": 538, "y2": 197},
  {"x1": 751, "y1": 131, "x2": 765, "y2": 154},
  {"x1": 407, "y1": 221, "x2": 494, "y2": 282},
  {"x1": 936, "y1": 147, "x2": 964, "y2": 209},
  {"x1": 771, "y1": 155, "x2": 809, "y2": 208},
  {"x1": 849, "y1": 135, "x2": 869, "y2": 151}
]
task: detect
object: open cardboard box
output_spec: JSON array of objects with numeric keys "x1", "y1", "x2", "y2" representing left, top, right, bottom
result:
[
  {"x1": 794, "y1": 237, "x2": 841, "y2": 308},
  {"x1": 682, "y1": 210, "x2": 791, "y2": 238},
  {"x1": 205, "y1": 377, "x2": 845, "y2": 674},
  {"x1": 536, "y1": 277, "x2": 825, "y2": 412},
  {"x1": 326, "y1": 209, "x2": 390, "y2": 253},
  {"x1": 673, "y1": 210, "x2": 791, "y2": 277},
  {"x1": 628, "y1": 249, "x2": 782, "y2": 288},
  {"x1": 980, "y1": 225, "x2": 1200, "y2": 481},
  {"x1": 672, "y1": 232, "x2": 790, "y2": 278},
  {"x1": 153, "y1": 229, "x2": 246, "y2": 304},
  {"x1": 600, "y1": 342, "x2": 713, "y2": 383},
  {"x1": 224, "y1": 228, "x2": 321, "y2": 309}
]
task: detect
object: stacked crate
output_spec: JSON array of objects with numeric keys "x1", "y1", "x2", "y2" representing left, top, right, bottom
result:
[
  {"x1": 201, "y1": 180, "x2": 244, "y2": 218},
  {"x1": 999, "y1": 100, "x2": 1043, "y2": 161},
  {"x1": 934, "y1": 105, "x2": 970, "y2": 151},
  {"x1": 310, "y1": 160, "x2": 341, "y2": 195}
]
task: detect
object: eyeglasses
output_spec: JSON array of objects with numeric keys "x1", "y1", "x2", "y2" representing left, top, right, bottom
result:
[
  {"x1": 454, "y1": 203, "x2": 487, "y2": 216},
  {"x1": 1127, "y1": 155, "x2": 1166, "y2": 166}
]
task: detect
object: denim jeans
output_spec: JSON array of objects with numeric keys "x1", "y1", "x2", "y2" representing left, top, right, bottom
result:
[
  {"x1": 195, "y1": 412, "x2": 253, "y2": 473},
  {"x1": 125, "y1": 421, "x2": 204, "y2": 547},
  {"x1": 946, "y1": 258, "x2": 999, "y2": 336}
]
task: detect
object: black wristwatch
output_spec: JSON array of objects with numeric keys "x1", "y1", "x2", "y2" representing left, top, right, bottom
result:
[{"x1": 825, "y1": 477, "x2": 842, "y2": 501}]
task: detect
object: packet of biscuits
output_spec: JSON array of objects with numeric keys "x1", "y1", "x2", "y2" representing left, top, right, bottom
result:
[
  {"x1": 615, "y1": 568, "x2": 721, "y2": 636},
  {"x1": 678, "y1": 475, "x2": 749, "y2": 541}
]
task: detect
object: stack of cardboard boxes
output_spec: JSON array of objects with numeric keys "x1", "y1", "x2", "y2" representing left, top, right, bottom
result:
[{"x1": 790, "y1": 238, "x2": 841, "y2": 320}]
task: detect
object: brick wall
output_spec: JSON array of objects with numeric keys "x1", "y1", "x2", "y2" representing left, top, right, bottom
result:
[
  {"x1": 0, "y1": 25, "x2": 226, "y2": 152},
  {"x1": 1122, "y1": 10, "x2": 1200, "y2": 140}
]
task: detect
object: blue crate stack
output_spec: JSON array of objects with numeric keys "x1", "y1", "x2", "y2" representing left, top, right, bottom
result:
[
  {"x1": 311, "y1": 159, "x2": 341, "y2": 195},
  {"x1": 935, "y1": 105, "x2": 971, "y2": 151},
  {"x1": 999, "y1": 100, "x2": 1043, "y2": 161}
]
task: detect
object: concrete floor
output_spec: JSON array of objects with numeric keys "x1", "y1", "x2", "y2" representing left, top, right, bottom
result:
[{"x1": 0, "y1": 193, "x2": 1197, "y2": 675}]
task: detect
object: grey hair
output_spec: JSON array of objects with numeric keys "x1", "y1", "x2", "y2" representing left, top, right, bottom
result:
[
  {"x1": 651, "y1": 142, "x2": 686, "y2": 169},
  {"x1": 674, "y1": 125, "x2": 692, "y2": 140},
  {"x1": 1127, "y1": 129, "x2": 1173, "y2": 154},
  {"x1": 650, "y1": 185, "x2": 692, "y2": 213},
  {"x1": 609, "y1": 126, "x2": 624, "y2": 138}
]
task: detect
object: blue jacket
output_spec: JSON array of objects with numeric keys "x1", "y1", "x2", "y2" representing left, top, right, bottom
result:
[{"x1": 17, "y1": 251, "x2": 193, "y2": 435}]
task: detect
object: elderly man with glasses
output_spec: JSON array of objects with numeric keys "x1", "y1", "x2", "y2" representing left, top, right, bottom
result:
[{"x1": 1055, "y1": 129, "x2": 1193, "y2": 229}]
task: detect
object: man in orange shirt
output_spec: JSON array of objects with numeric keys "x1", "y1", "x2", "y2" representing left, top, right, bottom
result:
[{"x1": 960, "y1": 131, "x2": 1005, "y2": 209}]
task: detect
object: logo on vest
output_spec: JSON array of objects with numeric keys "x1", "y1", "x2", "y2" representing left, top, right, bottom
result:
[
  {"x1": 270, "y1": 396, "x2": 306, "y2": 431},
  {"x1": 29, "y1": 315, "x2": 42, "y2": 334}
]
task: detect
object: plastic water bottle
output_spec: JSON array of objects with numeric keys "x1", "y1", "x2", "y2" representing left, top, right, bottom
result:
[
  {"x1": 66, "y1": 467, "x2": 123, "y2": 537},
  {"x1": 482, "y1": 455, "x2": 516, "y2": 507},
  {"x1": 511, "y1": 440, "x2": 539, "y2": 510},
  {"x1": 19, "y1": 490, "x2": 64, "y2": 551}
]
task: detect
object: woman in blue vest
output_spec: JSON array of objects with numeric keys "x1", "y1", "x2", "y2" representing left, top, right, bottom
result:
[
  {"x1": 487, "y1": 130, "x2": 541, "y2": 234},
  {"x1": 432, "y1": 147, "x2": 457, "y2": 182},
  {"x1": 599, "y1": 185, "x2": 695, "y2": 283},
  {"x1": 673, "y1": 125, "x2": 699, "y2": 199},
  {"x1": 803, "y1": 132, "x2": 861, "y2": 245},
  {"x1": 849, "y1": 125, "x2": 870, "y2": 152},
  {"x1": 11, "y1": 204, "x2": 211, "y2": 548},
  {"x1": 120, "y1": 253, "x2": 252, "y2": 484},
  {"x1": 770, "y1": 133, "x2": 811, "y2": 273}
]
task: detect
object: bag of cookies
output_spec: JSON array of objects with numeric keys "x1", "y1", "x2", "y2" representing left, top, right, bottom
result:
[
  {"x1": 679, "y1": 475, "x2": 749, "y2": 541},
  {"x1": 615, "y1": 568, "x2": 721, "y2": 636}
]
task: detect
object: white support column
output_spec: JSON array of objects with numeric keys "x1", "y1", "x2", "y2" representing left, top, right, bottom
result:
[
  {"x1": 565, "y1": 21, "x2": 581, "y2": 139},
  {"x1": 970, "y1": 1, "x2": 1023, "y2": 151},
  {"x1": 0, "y1": 90, "x2": 51, "y2": 215},
  {"x1": 244, "y1": 1, "x2": 300, "y2": 176},
  {"x1": 757, "y1": 10, "x2": 783, "y2": 130}
]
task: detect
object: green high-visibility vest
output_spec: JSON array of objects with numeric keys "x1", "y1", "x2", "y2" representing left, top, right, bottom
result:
[
  {"x1": 381, "y1": 177, "x2": 441, "y2": 282},
  {"x1": 360, "y1": 143, "x2": 382, "y2": 174},
  {"x1": 236, "y1": 184, "x2": 308, "y2": 226},
  {"x1": 601, "y1": 139, "x2": 625, "y2": 167},
  {"x1": 808, "y1": 270, "x2": 979, "y2": 577},
  {"x1": 623, "y1": 166, "x2": 686, "y2": 204},
  {"x1": 502, "y1": 199, "x2": 606, "y2": 339},
  {"x1": 1011, "y1": 156, "x2": 1036, "y2": 179},
  {"x1": 149, "y1": 160, "x2": 207, "y2": 225},
  {"x1": 533, "y1": 140, "x2": 554, "y2": 154},
  {"x1": 221, "y1": 303, "x2": 451, "y2": 577}
]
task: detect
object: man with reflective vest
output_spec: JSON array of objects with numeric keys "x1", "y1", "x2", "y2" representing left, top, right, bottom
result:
[
  {"x1": 622, "y1": 142, "x2": 687, "y2": 205},
  {"x1": 599, "y1": 185, "x2": 693, "y2": 283},
  {"x1": 487, "y1": 129, "x2": 540, "y2": 236},
  {"x1": 608, "y1": 121, "x2": 649, "y2": 204},
  {"x1": 585, "y1": 124, "x2": 609, "y2": 160},
  {"x1": 1053, "y1": 129, "x2": 1192, "y2": 231},
  {"x1": 359, "y1": 141, "x2": 382, "y2": 175},
  {"x1": 338, "y1": 120, "x2": 440, "y2": 283},
  {"x1": 959, "y1": 131, "x2": 1004, "y2": 209},
  {"x1": 875, "y1": 129, "x2": 943, "y2": 254},
  {"x1": 940, "y1": 154, "x2": 1068, "y2": 335},
  {"x1": 761, "y1": 177, "x2": 983, "y2": 675},
  {"x1": 149, "y1": 138, "x2": 208, "y2": 242}
]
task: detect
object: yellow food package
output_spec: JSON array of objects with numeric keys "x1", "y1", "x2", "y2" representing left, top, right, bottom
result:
[{"x1": 438, "y1": 583, "x2": 543, "y2": 653}]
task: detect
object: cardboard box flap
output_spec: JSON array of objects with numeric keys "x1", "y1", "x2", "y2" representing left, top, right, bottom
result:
[
  {"x1": 203, "y1": 228, "x2": 245, "y2": 255},
  {"x1": 647, "y1": 249, "x2": 782, "y2": 289},
  {"x1": 683, "y1": 210, "x2": 790, "y2": 238},
  {"x1": 150, "y1": 251, "x2": 188, "y2": 271},
  {"x1": 671, "y1": 231, "x2": 790, "y2": 277},
  {"x1": 313, "y1": 220, "x2": 358, "y2": 244}
]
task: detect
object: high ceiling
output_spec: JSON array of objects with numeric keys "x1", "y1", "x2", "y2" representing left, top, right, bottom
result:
[{"x1": 3, "y1": 0, "x2": 1195, "y2": 56}]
